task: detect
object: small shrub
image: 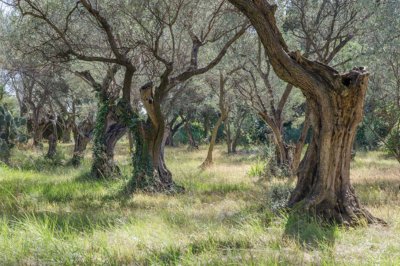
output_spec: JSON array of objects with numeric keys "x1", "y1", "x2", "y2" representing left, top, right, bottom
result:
[
  {"x1": 12, "y1": 150, "x2": 67, "y2": 171},
  {"x1": 267, "y1": 182, "x2": 293, "y2": 212},
  {"x1": 248, "y1": 160, "x2": 266, "y2": 178}
]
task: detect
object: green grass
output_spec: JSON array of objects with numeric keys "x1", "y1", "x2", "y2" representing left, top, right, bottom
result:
[{"x1": 0, "y1": 142, "x2": 399, "y2": 265}]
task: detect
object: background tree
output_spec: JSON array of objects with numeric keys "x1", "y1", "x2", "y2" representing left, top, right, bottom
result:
[{"x1": 200, "y1": 70, "x2": 233, "y2": 168}]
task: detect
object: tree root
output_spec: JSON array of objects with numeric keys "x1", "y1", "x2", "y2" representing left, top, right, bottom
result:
[
  {"x1": 127, "y1": 171, "x2": 184, "y2": 194},
  {"x1": 290, "y1": 198, "x2": 387, "y2": 227}
]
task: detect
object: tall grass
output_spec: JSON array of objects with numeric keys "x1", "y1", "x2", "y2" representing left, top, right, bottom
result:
[{"x1": 0, "y1": 142, "x2": 399, "y2": 264}]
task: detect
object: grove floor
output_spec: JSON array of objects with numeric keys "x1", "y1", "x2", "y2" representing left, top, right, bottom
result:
[{"x1": 0, "y1": 143, "x2": 399, "y2": 265}]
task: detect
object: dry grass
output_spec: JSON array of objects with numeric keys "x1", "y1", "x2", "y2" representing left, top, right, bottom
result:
[{"x1": 0, "y1": 142, "x2": 399, "y2": 265}]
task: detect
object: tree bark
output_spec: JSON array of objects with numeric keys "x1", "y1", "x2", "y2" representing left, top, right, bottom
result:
[
  {"x1": 46, "y1": 120, "x2": 58, "y2": 158},
  {"x1": 291, "y1": 109, "x2": 311, "y2": 175},
  {"x1": 201, "y1": 113, "x2": 227, "y2": 168},
  {"x1": 288, "y1": 78, "x2": 382, "y2": 224},
  {"x1": 132, "y1": 82, "x2": 182, "y2": 192},
  {"x1": 201, "y1": 72, "x2": 229, "y2": 168},
  {"x1": 231, "y1": 114, "x2": 245, "y2": 153},
  {"x1": 77, "y1": 65, "x2": 128, "y2": 179},
  {"x1": 226, "y1": 120, "x2": 233, "y2": 154},
  {"x1": 259, "y1": 113, "x2": 290, "y2": 169},
  {"x1": 184, "y1": 120, "x2": 198, "y2": 149},
  {"x1": 71, "y1": 117, "x2": 94, "y2": 167},
  {"x1": 228, "y1": 0, "x2": 383, "y2": 225},
  {"x1": 91, "y1": 103, "x2": 127, "y2": 179}
]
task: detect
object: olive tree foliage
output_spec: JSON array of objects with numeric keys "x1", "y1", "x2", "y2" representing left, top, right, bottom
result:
[
  {"x1": 0, "y1": 94, "x2": 27, "y2": 164},
  {"x1": 360, "y1": 1, "x2": 400, "y2": 163},
  {"x1": 232, "y1": 36, "x2": 305, "y2": 174},
  {"x1": 200, "y1": 68, "x2": 235, "y2": 168},
  {"x1": 162, "y1": 80, "x2": 210, "y2": 148},
  {"x1": 1, "y1": 4, "x2": 96, "y2": 163},
  {"x1": 110, "y1": 0, "x2": 247, "y2": 191}
]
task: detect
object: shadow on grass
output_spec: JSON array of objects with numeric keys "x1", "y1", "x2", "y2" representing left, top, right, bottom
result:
[
  {"x1": 283, "y1": 212, "x2": 338, "y2": 250},
  {"x1": 142, "y1": 236, "x2": 254, "y2": 265}
]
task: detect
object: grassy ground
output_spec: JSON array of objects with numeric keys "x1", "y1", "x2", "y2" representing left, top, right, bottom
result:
[{"x1": 0, "y1": 143, "x2": 399, "y2": 265}]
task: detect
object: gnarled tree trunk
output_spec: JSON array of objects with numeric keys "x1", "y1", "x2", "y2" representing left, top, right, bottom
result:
[
  {"x1": 288, "y1": 71, "x2": 382, "y2": 224},
  {"x1": 131, "y1": 82, "x2": 182, "y2": 192},
  {"x1": 71, "y1": 117, "x2": 94, "y2": 167},
  {"x1": 76, "y1": 65, "x2": 128, "y2": 179},
  {"x1": 228, "y1": 0, "x2": 383, "y2": 225},
  {"x1": 91, "y1": 102, "x2": 127, "y2": 179}
]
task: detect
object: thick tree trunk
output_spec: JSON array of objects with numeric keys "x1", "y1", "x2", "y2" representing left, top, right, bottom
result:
[
  {"x1": 228, "y1": 0, "x2": 383, "y2": 225},
  {"x1": 132, "y1": 83, "x2": 182, "y2": 193},
  {"x1": 288, "y1": 71, "x2": 382, "y2": 225},
  {"x1": 71, "y1": 118, "x2": 94, "y2": 167},
  {"x1": 131, "y1": 119, "x2": 182, "y2": 192},
  {"x1": 91, "y1": 103, "x2": 127, "y2": 179}
]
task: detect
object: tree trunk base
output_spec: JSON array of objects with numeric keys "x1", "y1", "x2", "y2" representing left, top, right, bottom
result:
[
  {"x1": 199, "y1": 159, "x2": 213, "y2": 169},
  {"x1": 128, "y1": 171, "x2": 184, "y2": 194},
  {"x1": 91, "y1": 157, "x2": 121, "y2": 179},
  {"x1": 289, "y1": 189, "x2": 386, "y2": 226},
  {"x1": 71, "y1": 154, "x2": 83, "y2": 167}
]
